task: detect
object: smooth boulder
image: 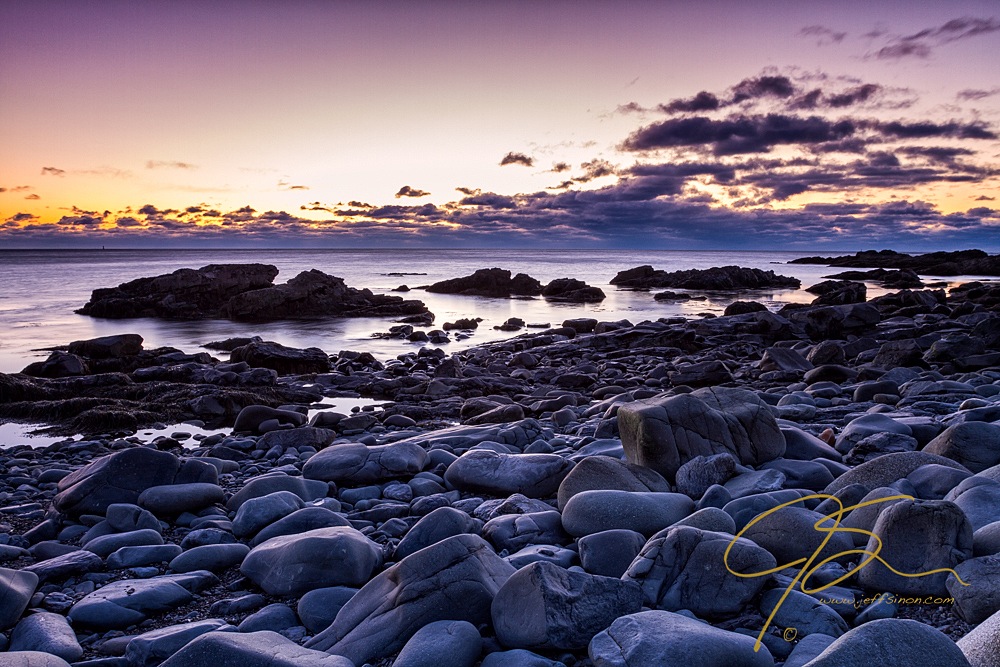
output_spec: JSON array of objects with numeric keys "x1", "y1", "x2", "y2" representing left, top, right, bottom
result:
[
  {"x1": 305, "y1": 534, "x2": 515, "y2": 665},
  {"x1": 801, "y1": 618, "x2": 971, "y2": 667},
  {"x1": 240, "y1": 526, "x2": 382, "y2": 597},
  {"x1": 589, "y1": 610, "x2": 774, "y2": 667},
  {"x1": 444, "y1": 450, "x2": 574, "y2": 498},
  {"x1": 491, "y1": 561, "x2": 642, "y2": 650},
  {"x1": 618, "y1": 387, "x2": 785, "y2": 481}
]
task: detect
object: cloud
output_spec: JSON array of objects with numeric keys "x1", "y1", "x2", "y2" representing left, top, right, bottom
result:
[
  {"x1": 957, "y1": 87, "x2": 1000, "y2": 101},
  {"x1": 5, "y1": 190, "x2": 1000, "y2": 251},
  {"x1": 872, "y1": 17, "x2": 1000, "y2": 60},
  {"x1": 7, "y1": 212, "x2": 37, "y2": 223},
  {"x1": 146, "y1": 160, "x2": 197, "y2": 169},
  {"x1": 622, "y1": 114, "x2": 858, "y2": 155},
  {"x1": 459, "y1": 192, "x2": 517, "y2": 208},
  {"x1": 41, "y1": 167, "x2": 66, "y2": 176},
  {"x1": 731, "y1": 75, "x2": 797, "y2": 104},
  {"x1": 455, "y1": 187, "x2": 481, "y2": 196},
  {"x1": 657, "y1": 72, "x2": 904, "y2": 115},
  {"x1": 662, "y1": 91, "x2": 722, "y2": 113},
  {"x1": 616, "y1": 102, "x2": 647, "y2": 114},
  {"x1": 395, "y1": 185, "x2": 430, "y2": 198},
  {"x1": 77, "y1": 166, "x2": 131, "y2": 178},
  {"x1": 25, "y1": 193, "x2": 40, "y2": 200},
  {"x1": 278, "y1": 180, "x2": 310, "y2": 191},
  {"x1": 499, "y1": 152, "x2": 534, "y2": 167},
  {"x1": 878, "y1": 120, "x2": 996, "y2": 140},
  {"x1": 825, "y1": 83, "x2": 881, "y2": 108},
  {"x1": 799, "y1": 25, "x2": 847, "y2": 45},
  {"x1": 977, "y1": 195, "x2": 996, "y2": 201},
  {"x1": 575, "y1": 159, "x2": 617, "y2": 182}
]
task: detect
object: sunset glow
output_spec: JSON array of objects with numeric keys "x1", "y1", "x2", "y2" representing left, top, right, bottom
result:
[{"x1": 2, "y1": 1, "x2": 999, "y2": 249}]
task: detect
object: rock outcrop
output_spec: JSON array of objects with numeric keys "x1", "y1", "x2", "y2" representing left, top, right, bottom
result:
[
  {"x1": 78, "y1": 264, "x2": 428, "y2": 321},
  {"x1": 425, "y1": 268, "x2": 543, "y2": 297},
  {"x1": 611, "y1": 265, "x2": 800, "y2": 290}
]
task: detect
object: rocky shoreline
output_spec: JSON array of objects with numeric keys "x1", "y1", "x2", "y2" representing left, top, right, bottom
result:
[{"x1": 3, "y1": 254, "x2": 1000, "y2": 666}]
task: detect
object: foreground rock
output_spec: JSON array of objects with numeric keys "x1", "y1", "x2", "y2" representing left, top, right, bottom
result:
[
  {"x1": 160, "y1": 630, "x2": 352, "y2": 667},
  {"x1": 53, "y1": 447, "x2": 217, "y2": 516},
  {"x1": 240, "y1": 526, "x2": 383, "y2": 596},
  {"x1": 305, "y1": 534, "x2": 515, "y2": 664},
  {"x1": 618, "y1": 387, "x2": 785, "y2": 481},
  {"x1": 801, "y1": 618, "x2": 972, "y2": 666},
  {"x1": 492, "y1": 561, "x2": 642, "y2": 650},
  {"x1": 589, "y1": 610, "x2": 774, "y2": 667}
]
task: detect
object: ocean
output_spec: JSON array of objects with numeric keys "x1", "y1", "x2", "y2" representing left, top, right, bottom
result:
[{"x1": 0, "y1": 247, "x2": 984, "y2": 376}]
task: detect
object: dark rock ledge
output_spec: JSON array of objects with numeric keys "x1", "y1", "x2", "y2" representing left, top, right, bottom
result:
[{"x1": 77, "y1": 264, "x2": 428, "y2": 322}]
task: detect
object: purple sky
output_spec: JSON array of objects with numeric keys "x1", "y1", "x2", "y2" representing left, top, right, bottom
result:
[{"x1": 1, "y1": 0, "x2": 999, "y2": 249}]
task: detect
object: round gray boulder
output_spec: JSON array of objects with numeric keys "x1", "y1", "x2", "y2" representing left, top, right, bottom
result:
[
  {"x1": 240, "y1": 526, "x2": 382, "y2": 596},
  {"x1": 623, "y1": 526, "x2": 776, "y2": 619},
  {"x1": 444, "y1": 450, "x2": 574, "y2": 498},
  {"x1": 561, "y1": 490, "x2": 693, "y2": 537},
  {"x1": 491, "y1": 561, "x2": 642, "y2": 650},
  {"x1": 589, "y1": 610, "x2": 774, "y2": 667},
  {"x1": 801, "y1": 618, "x2": 970, "y2": 667},
  {"x1": 857, "y1": 499, "x2": 973, "y2": 596},
  {"x1": 618, "y1": 386, "x2": 785, "y2": 482}
]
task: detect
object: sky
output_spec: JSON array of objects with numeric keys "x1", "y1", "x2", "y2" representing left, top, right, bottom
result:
[{"x1": 1, "y1": 0, "x2": 999, "y2": 250}]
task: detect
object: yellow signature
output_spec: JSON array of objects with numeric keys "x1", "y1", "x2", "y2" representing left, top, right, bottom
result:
[{"x1": 723, "y1": 493, "x2": 971, "y2": 652}]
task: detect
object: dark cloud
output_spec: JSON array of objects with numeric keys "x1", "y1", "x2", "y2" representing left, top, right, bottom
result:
[
  {"x1": 41, "y1": 167, "x2": 66, "y2": 176},
  {"x1": 6, "y1": 190, "x2": 1000, "y2": 251},
  {"x1": 898, "y1": 146, "x2": 975, "y2": 165},
  {"x1": 278, "y1": 180, "x2": 310, "y2": 191},
  {"x1": 146, "y1": 160, "x2": 197, "y2": 170},
  {"x1": 550, "y1": 162, "x2": 571, "y2": 173},
  {"x1": 731, "y1": 75, "x2": 796, "y2": 104},
  {"x1": 622, "y1": 114, "x2": 857, "y2": 155},
  {"x1": 661, "y1": 91, "x2": 721, "y2": 113},
  {"x1": 616, "y1": 102, "x2": 646, "y2": 114},
  {"x1": 799, "y1": 25, "x2": 847, "y2": 45},
  {"x1": 826, "y1": 83, "x2": 881, "y2": 108},
  {"x1": 395, "y1": 185, "x2": 430, "y2": 198},
  {"x1": 455, "y1": 187, "x2": 481, "y2": 196},
  {"x1": 8, "y1": 212, "x2": 37, "y2": 223},
  {"x1": 658, "y1": 73, "x2": 898, "y2": 115},
  {"x1": 0, "y1": 185, "x2": 32, "y2": 193},
  {"x1": 573, "y1": 159, "x2": 617, "y2": 183},
  {"x1": 872, "y1": 17, "x2": 1000, "y2": 60},
  {"x1": 878, "y1": 120, "x2": 996, "y2": 140},
  {"x1": 459, "y1": 192, "x2": 517, "y2": 209},
  {"x1": 957, "y1": 87, "x2": 1000, "y2": 101},
  {"x1": 56, "y1": 215, "x2": 102, "y2": 226},
  {"x1": 499, "y1": 152, "x2": 534, "y2": 167},
  {"x1": 25, "y1": 194, "x2": 41, "y2": 200}
]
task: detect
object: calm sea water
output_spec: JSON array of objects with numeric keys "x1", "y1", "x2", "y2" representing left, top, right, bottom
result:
[{"x1": 0, "y1": 248, "x2": 986, "y2": 376}]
